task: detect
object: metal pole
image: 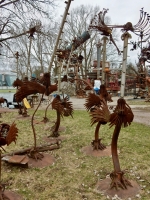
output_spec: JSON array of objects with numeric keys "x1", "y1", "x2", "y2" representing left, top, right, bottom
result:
[
  {"x1": 16, "y1": 56, "x2": 18, "y2": 78},
  {"x1": 96, "y1": 41, "x2": 102, "y2": 79},
  {"x1": 101, "y1": 36, "x2": 108, "y2": 84},
  {"x1": 66, "y1": 45, "x2": 74, "y2": 74},
  {"x1": 27, "y1": 37, "x2": 32, "y2": 77},
  {"x1": 57, "y1": 60, "x2": 62, "y2": 94},
  {"x1": 48, "y1": 0, "x2": 73, "y2": 72},
  {"x1": 120, "y1": 32, "x2": 132, "y2": 98}
]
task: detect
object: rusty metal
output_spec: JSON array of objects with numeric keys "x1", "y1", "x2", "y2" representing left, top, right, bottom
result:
[
  {"x1": 88, "y1": 8, "x2": 150, "y2": 55},
  {"x1": 13, "y1": 78, "x2": 28, "y2": 116},
  {"x1": 145, "y1": 76, "x2": 150, "y2": 101},
  {"x1": 88, "y1": 9, "x2": 121, "y2": 54},
  {"x1": 0, "y1": 122, "x2": 18, "y2": 199},
  {"x1": 49, "y1": 94, "x2": 73, "y2": 137},
  {"x1": 84, "y1": 85, "x2": 111, "y2": 150},
  {"x1": 140, "y1": 46, "x2": 150, "y2": 63},
  {"x1": 132, "y1": 8, "x2": 150, "y2": 42},
  {"x1": 27, "y1": 20, "x2": 42, "y2": 38},
  {"x1": 109, "y1": 98, "x2": 134, "y2": 190},
  {"x1": 2, "y1": 155, "x2": 29, "y2": 165},
  {"x1": 0, "y1": 98, "x2": 5, "y2": 117},
  {"x1": 2, "y1": 140, "x2": 61, "y2": 158},
  {"x1": 96, "y1": 178, "x2": 140, "y2": 199},
  {"x1": 56, "y1": 49, "x2": 70, "y2": 60},
  {"x1": 0, "y1": 122, "x2": 18, "y2": 149},
  {"x1": 13, "y1": 73, "x2": 58, "y2": 160},
  {"x1": 0, "y1": 98, "x2": 5, "y2": 105}
]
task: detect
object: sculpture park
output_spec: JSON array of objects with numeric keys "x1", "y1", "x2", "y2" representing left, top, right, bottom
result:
[{"x1": 0, "y1": 0, "x2": 150, "y2": 199}]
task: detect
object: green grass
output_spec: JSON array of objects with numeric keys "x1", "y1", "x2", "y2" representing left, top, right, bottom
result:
[
  {"x1": 127, "y1": 99, "x2": 150, "y2": 106},
  {"x1": 1, "y1": 108, "x2": 150, "y2": 200},
  {"x1": 0, "y1": 89, "x2": 16, "y2": 93}
]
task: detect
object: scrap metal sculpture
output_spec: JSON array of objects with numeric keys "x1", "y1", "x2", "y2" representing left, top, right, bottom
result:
[
  {"x1": 15, "y1": 73, "x2": 57, "y2": 160},
  {"x1": 0, "y1": 122, "x2": 18, "y2": 199},
  {"x1": 88, "y1": 9, "x2": 122, "y2": 55},
  {"x1": 133, "y1": 8, "x2": 150, "y2": 41},
  {"x1": 88, "y1": 8, "x2": 150, "y2": 55},
  {"x1": 109, "y1": 98, "x2": 134, "y2": 189},
  {"x1": 0, "y1": 98, "x2": 6, "y2": 118},
  {"x1": 49, "y1": 94, "x2": 73, "y2": 137},
  {"x1": 13, "y1": 78, "x2": 29, "y2": 116},
  {"x1": 84, "y1": 84, "x2": 112, "y2": 150}
]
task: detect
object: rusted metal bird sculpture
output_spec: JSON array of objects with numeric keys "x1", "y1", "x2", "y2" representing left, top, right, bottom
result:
[
  {"x1": 109, "y1": 98, "x2": 134, "y2": 190},
  {"x1": 14, "y1": 73, "x2": 57, "y2": 160},
  {"x1": 84, "y1": 85, "x2": 112, "y2": 150},
  {"x1": 50, "y1": 94, "x2": 73, "y2": 137},
  {"x1": 0, "y1": 122, "x2": 18, "y2": 199}
]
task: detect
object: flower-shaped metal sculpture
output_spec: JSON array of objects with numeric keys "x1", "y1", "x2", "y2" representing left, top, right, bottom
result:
[
  {"x1": 109, "y1": 98, "x2": 134, "y2": 190},
  {"x1": 84, "y1": 89, "x2": 110, "y2": 150},
  {"x1": 50, "y1": 95, "x2": 73, "y2": 137}
]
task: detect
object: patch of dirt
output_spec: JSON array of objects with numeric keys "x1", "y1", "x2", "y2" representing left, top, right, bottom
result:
[{"x1": 0, "y1": 107, "x2": 17, "y2": 113}]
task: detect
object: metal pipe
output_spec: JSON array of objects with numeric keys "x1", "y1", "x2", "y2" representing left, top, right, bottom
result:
[
  {"x1": 96, "y1": 41, "x2": 102, "y2": 79},
  {"x1": 57, "y1": 60, "x2": 62, "y2": 94},
  {"x1": 101, "y1": 36, "x2": 108, "y2": 84}
]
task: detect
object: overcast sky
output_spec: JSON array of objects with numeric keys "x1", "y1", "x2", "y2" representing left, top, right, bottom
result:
[{"x1": 56, "y1": 0, "x2": 150, "y2": 64}]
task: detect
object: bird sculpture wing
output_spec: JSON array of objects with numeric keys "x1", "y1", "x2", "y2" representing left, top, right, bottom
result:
[
  {"x1": 84, "y1": 93, "x2": 102, "y2": 111},
  {"x1": 109, "y1": 98, "x2": 134, "y2": 128},
  {"x1": 15, "y1": 81, "x2": 46, "y2": 102},
  {"x1": 52, "y1": 95, "x2": 64, "y2": 117},
  {"x1": 6, "y1": 122, "x2": 18, "y2": 146},
  {"x1": 90, "y1": 98, "x2": 110, "y2": 125},
  {"x1": 61, "y1": 96, "x2": 74, "y2": 117}
]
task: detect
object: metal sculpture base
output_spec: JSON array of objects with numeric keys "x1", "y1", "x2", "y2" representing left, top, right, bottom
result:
[
  {"x1": 81, "y1": 145, "x2": 111, "y2": 157},
  {"x1": 47, "y1": 126, "x2": 66, "y2": 138},
  {"x1": 28, "y1": 153, "x2": 55, "y2": 168},
  {"x1": 96, "y1": 178, "x2": 140, "y2": 199},
  {"x1": 2, "y1": 190, "x2": 22, "y2": 200}
]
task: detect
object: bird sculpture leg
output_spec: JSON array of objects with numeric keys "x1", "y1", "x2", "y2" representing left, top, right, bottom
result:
[
  {"x1": 49, "y1": 110, "x2": 60, "y2": 137},
  {"x1": 91, "y1": 122, "x2": 106, "y2": 150},
  {"x1": 28, "y1": 148, "x2": 44, "y2": 161},
  {"x1": 28, "y1": 94, "x2": 44, "y2": 160},
  {"x1": 42, "y1": 102, "x2": 51, "y2": 123},
  {"x1": 110, "y1": 123, "x2": 132, "y2": 190}
]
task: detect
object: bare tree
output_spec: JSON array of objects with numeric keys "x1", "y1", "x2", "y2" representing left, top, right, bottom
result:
[
  {"x1": 0, "y1": 0, "x2": 57, "y2": 42},
  {"x1": 0, "y1": 0, "x2": 58, "y2": 76}
]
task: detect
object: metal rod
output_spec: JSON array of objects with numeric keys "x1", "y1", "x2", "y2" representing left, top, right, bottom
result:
[
  {"x1": 96, "y1": 41, "x2": 102, "y2": 79},
  {"x1": 101, "y1": 36, "x2": 108, "y2": 84}
]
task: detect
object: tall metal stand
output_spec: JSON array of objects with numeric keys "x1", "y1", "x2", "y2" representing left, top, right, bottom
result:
[
  {"x1": 101, "y1": 37, "x2": 108, "y2": 84},
  {"x1": 96, "y1": 41, "x2": 102, "y2": 79},
  {"x1": 120, "y1": 32, "x2": 132, "y2": 97}
]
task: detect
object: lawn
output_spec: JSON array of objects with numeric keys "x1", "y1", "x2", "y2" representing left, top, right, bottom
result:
[
  {"x1": 0, "y1": 89, "x2": 16, "y2": 93},
  {"x1": 1, "y1": 107, "x2": 150, "y2": 200},
  {"x1": 127, "y1": 98, "x2": 150, "y2": 106}
]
